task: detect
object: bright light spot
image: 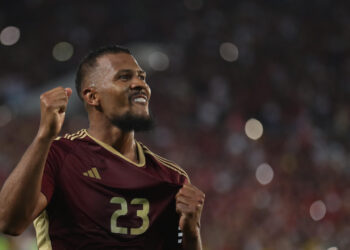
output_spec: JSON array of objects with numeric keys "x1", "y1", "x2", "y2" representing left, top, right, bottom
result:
[
  {"x1": 0, "y1": 105, "x2": 12, "y2": 127},
  {"x1": 220, "y1": 42, "x2": 239, "y2": 62},
  {"x1": 255, "y1": 163, "x2": 274, "y2": 185},
  {"x1": 245, "y1": 118, "x2": 263, "y2": 140},
  {"x1": 184, "y1": 0, "x2": 203, "y2": 10},
  {"x1": 310, "y1": 200, "x2": 327, "y2": 221},
  {"x1": 0, "y1": 26, "x2": 20, "y2": 46},
  {"x1": 148, "y1": 51, "x2": 169, "y2": 71},
  {"x1": 52, "y1": 42, "x2": 74, "y2": 62},
  {"x1": 327, "y1": 247, "x2": 338, "y2": 250}
]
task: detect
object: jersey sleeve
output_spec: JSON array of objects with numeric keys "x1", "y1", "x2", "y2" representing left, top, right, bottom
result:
[{"x1": 41, "y1": 141, "x2": 65, "y2": 203}]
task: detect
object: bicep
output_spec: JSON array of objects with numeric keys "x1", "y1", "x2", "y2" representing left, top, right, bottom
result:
[{"x1": 31, "y1": 192, "x2": 48, "y2": 220}]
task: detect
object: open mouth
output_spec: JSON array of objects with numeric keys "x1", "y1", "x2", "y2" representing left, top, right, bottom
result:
[{"x1": 131, "y1": 95, "x2": 148, "y2": 105}]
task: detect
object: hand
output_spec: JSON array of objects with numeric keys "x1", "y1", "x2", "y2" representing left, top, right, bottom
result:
[
  {"x1": 176, "y1": 183, "x2": 205, "y2": 237},
  {"x1": 37, "y1": 87, "x2": 72, "y2": 140}
]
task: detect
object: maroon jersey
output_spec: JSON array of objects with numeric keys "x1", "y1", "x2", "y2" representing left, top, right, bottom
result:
[{"x1": 33, "y1": 129, "x2": 189, "y2": 250}]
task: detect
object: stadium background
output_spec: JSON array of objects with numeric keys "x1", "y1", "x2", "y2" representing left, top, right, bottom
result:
[{"x1": 1, "y1": 0, "x2": 350, "y2": 249}]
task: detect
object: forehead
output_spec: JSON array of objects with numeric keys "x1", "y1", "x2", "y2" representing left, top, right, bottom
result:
[{"x1": 97, "y1": 52, "x2": 142, "y2": 72}]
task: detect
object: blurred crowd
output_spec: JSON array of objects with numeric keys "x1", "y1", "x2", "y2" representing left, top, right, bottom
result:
[{"x1": 1, "y1": 0, "x2": 350, "y2": 249}]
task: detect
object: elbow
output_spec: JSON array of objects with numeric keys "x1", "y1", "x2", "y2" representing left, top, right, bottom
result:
[
  {"x1": 2, "y1": 229, "x2": 22, "y2": 236},
  {"x1": 0, "y1": 206, "x2": 35, "y2": 236},
  {"x1": 0, "y1": 220, "x2": 24, "y2": 236}
]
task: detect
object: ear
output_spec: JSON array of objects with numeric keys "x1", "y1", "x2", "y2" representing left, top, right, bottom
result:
[{"x1": 82, "y1": 87, "x2": 100, "y2": 106}]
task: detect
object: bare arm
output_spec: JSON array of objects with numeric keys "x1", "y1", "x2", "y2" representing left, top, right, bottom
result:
[
  {"x1": 0, "y1": 87, "x2": 72, "y2": 235},
  {"x1": 176, "y1": 183, "x2": 205, "y2": 250}
]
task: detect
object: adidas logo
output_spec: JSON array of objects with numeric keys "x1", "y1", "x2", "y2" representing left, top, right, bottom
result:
[{"x1": 83, "y1": 167, "x2": 101, "y2": 179}]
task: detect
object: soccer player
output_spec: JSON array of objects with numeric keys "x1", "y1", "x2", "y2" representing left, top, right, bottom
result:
[{"x1": 0, "y1": 45, "x2": 205, "y2": 249}]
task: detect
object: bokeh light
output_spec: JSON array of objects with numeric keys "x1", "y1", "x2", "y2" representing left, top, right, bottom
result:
[
  {"x1": 310, "y1": 200, "x2": 327, "y2": 221},
  {"x1": 52, "y1": 42, "x2": 74, "y2": 62},
  {"x1": 255, "y1": 163, "x2": 274, "y2": 185},
  {"x1": 148, "y1": 51, "x2": 169, "y2": 71},
  {"x1": 219, "y1": 42, "x2": 239, "y2": 62},
  {"x1": 245, "y1": 118, "x2": 263, "y2": 140},
  {"x1": 327, "y1": 247, "x2": 338, "y2": 250},
  {"x1": 212, "y1": 171, "x2": 233, "y2": 193},
  {"x1": 0, "y1": 26, "x2": 20, "y2": 46}
]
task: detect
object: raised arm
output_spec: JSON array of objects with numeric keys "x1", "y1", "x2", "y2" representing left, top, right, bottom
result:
[
  {"x1": 176, "y1": 183, "x2": 205, "y2": 250},
  {"x1": 0, "y1": 87, "x2": 72, "y2": 235}
]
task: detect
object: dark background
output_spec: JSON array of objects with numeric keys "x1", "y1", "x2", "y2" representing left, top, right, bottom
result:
[{"x1": 1, "y1": 0, "x2": 350, "y2": 249}]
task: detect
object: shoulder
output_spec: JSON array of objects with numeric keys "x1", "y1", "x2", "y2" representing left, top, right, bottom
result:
[
  {"x1": 139, "y1": 142, "x2": 190, "y2": 182},
  {"x1": 54, "y1": 129, "x2": 87, "y2": 143},
  {"x1": 50, "y1": 129, "x2": 88, "y2": 154}
]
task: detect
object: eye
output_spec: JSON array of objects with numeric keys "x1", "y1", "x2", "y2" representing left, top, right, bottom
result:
[
  {"x1": 119, "y1": 74, "x2": 132, "y2": 81},
  {"x1": 138, "y1": 75, "x2": 146, "y2": 81}
]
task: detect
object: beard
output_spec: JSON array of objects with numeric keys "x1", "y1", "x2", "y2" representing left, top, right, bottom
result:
[{"x1": 111, "y1": 111, "x2": 155, "y2": 132}]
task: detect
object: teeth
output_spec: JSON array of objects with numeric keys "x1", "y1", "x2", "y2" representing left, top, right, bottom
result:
[{"x1": 133, "y1": 97, "x2": 147, "y2": 103}]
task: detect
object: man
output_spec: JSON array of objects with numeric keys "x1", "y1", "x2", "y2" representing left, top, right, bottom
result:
[{"x1": 0, "y1": 45, "x2": 205, "y2": 249}]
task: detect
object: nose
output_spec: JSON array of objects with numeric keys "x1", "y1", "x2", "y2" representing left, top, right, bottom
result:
[{"x1": 130, "y1": 77, "x2": 151, "y2": 95}]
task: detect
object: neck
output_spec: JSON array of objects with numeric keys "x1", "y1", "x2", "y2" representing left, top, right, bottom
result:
[{"x1": 87, "y1": 119, "x2": 138, "y2": 164}]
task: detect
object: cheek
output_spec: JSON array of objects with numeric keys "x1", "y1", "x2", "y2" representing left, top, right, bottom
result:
[{"x1": 100, "y1": 89, "x2": 129, "y2": 112}]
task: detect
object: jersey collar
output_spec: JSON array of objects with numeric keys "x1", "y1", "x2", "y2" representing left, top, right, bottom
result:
[{"x1": 83, "y1": 129, "x2": 146, "y2": 168}]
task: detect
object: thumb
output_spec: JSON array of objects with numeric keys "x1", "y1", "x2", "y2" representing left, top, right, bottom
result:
[{"x1": 65, "y1": 88, "x2": 73, "y2": 98}]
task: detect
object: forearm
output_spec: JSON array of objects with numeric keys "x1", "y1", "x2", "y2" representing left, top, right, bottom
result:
[
  {"x1": 0, "y1": 134, "x2": 52, "y2": 234},
  {"x1": 182, "y1": 227, "x2": 202, "y2": 250},
  {"x1": 176, "y1": 183, "x2": 205, "y2": 250}
]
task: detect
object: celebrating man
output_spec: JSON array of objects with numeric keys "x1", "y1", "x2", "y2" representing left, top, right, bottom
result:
[{"x1": 0, "y1": 45, "x2": 204, "y2": 250}]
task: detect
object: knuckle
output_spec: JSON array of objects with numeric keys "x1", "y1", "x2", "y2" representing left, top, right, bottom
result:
[
  {"x1": 40, "y1": 94, "x2": 47, "y2": 102},
  {"x1": 40, "y1": 98, "x2": 48, "y2": 107}
]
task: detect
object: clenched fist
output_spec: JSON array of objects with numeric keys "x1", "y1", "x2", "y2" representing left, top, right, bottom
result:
[
  {"x1": 37, "y1": 87, "x2": 72, "y2": 140},
  {"x1": 176, "y1": 183, "x2": 205, "y2": 238}
]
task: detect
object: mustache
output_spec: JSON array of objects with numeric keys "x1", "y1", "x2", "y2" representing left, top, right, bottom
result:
[{"x1": 128, "y1": 89, "x2": 148, "y2": 101}]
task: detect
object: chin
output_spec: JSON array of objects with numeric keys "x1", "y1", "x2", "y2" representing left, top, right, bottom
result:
[
  {"x1": 132, "y1": 110, "x2": 150, "y2": 119},
  {"x1": 112, "y1": 112, "x2": 154, "y2": 132}
]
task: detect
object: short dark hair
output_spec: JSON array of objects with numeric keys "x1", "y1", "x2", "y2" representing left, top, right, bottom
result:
[{"x1": 75, "y1": 45, "x2": 131, "y2": 100}]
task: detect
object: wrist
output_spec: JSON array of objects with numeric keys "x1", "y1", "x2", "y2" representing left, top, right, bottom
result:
[
  {"x1": 182, "y1": 223, "x2": 200, "y2": 239},
  {"x1": 35, "y1": 130, "x2": 56, "y2": 144},
  {"x1": 182, "y1": 226, "x2": 202, "y2": 250}
]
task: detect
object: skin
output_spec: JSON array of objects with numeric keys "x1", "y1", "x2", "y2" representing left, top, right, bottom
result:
[
  {"x1": 0, "y1": 52, "x2": 204, "y2": 249},
  {"x1": 0, "y1": 87, "x2": 71, "y2": 235},
  {"x1": 83, "y1": 53, "x2": 152, "y2": 161}
]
